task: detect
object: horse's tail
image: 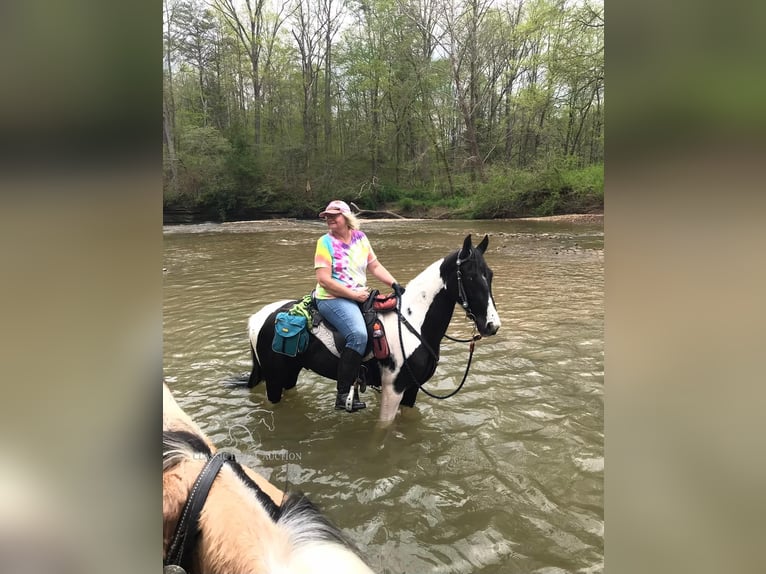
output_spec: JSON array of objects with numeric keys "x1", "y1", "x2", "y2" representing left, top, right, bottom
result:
[
  {"x1": 248, "y1": 340, "x2": 262, "y2": 387},
  {"x1": 247, "y1": 310, "x2": 269, "y2": 388},
  {"x1": 247, "y1": 300, "x2": 295, "y2": 389}
]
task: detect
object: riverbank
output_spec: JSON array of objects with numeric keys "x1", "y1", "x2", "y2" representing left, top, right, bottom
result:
[
  {"x1": 163, "y1": 211, "x2": 604, "y2": 228},
  {"x1": 514, "y1": 213, "x2": 604, "y2": 224}
]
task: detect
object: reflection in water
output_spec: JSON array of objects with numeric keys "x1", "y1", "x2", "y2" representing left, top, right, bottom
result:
[{"x1": 164, "y1": 219, "x2": 603, "y2": 573}]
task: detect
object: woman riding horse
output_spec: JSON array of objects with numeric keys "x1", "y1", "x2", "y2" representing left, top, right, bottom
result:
[{"x1": 313, "y1": 200, "x2": 403, "y2": 413}]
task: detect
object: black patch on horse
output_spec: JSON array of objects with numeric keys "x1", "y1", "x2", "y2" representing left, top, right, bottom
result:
[{"x1": 227, "y1": 459, "x2": 283, "y2": 522}]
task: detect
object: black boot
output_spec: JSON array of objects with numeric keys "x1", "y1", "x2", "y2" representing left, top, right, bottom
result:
[{"x1": 335, "y1": 348, "x2": 366, "y2": 412}]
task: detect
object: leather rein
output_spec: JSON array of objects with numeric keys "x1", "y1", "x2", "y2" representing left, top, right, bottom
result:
[
  {"x1": 164, "y1": 451, "x2": 233, "y2": 573},
  {"x1": 393, "y1": 253, "x2": 483, "y2": 400}
]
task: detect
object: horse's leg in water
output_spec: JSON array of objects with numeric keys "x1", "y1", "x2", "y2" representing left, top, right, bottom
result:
[
  {"x1": 378, "y1": 375, "x2": 404, "y2": 423},
  {"x1": 264, "y1": 357, "x2": 302, "y2": 403},
  {"x1": 281, "y1": 361, "x2": 302, "y2": 390},
  {"x1": 400, "y1": 385, "x2": 420, "y2": 408}
]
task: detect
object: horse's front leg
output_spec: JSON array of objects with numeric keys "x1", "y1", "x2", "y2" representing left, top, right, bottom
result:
[{"x1": 378, "y1": 374, "x2": 404, "y2": 424}]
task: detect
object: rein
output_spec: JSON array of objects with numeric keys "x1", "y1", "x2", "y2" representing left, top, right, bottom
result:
[
  {"x1": 393, "y1": 254, "x2": 482, "y2": 400},
  {"x1": 164, "y1": 451, "x2": 234, "y2": 573}
]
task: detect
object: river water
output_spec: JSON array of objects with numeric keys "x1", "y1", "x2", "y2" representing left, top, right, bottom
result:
[{"x1": 163, "y1": 218, "x2": 603, "y2": 573}]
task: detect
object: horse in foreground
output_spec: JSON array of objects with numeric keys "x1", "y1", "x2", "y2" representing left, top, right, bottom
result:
[
  {"x1": 162, "y1": 383, "x2": 375, "y2": 573},
  {"x1": 247, "y1": 234, "x2": 501, "y2": 423}
]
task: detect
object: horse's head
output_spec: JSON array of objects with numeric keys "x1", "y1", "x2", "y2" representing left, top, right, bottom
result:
[
  {"x1": 454, "y1": 234, "x2": 501, "y2": 336},
  {"x1": 162, "y1": 383, "x2": 374, "y2": 573}
]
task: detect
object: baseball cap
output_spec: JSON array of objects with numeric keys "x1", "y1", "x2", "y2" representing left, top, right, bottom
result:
[{"x1": 319, "y1": 200, "x2": 351, "y2": 218}]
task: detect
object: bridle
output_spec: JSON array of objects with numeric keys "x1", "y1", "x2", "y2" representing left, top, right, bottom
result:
[
  {"x1": 455, "y1": 251, "x2": 477, "y2": 325},
  {"x1": 163, "y1": 450, "x2": 281, "y2": 574},
  {"x1": 164, "y1": 451, "x2": 233, "y2": 573}
]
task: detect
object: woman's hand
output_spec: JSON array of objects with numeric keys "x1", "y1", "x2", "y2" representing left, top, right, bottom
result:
[{"x1": 350, "y1": 288, "x2": 369, "y2": 303}]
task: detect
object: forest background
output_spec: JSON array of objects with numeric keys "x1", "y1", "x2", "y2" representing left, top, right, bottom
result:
[{"x1": 163, "y1": 0, "x2": 603, "y2": 223}]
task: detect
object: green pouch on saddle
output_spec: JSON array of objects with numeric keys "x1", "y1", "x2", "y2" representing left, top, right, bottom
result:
[
  {"x1": 288, "y1": 294, "x2": 314, "y2": 329},
  {"x1": 272, "y1": 312, "x2": 309, "y2": 357}
]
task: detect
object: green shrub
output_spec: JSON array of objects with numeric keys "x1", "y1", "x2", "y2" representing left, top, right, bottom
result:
[{"x1": 563, "y1": 164, "x2": 604, "y2": 198}]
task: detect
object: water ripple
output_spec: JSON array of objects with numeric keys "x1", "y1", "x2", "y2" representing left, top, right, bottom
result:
[{"x1": 164, "y1": 219, "x2": 603, "y2": 573}]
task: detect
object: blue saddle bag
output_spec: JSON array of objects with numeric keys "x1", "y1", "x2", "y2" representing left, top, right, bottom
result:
[{"x1": 272, "y1": 312, "x2": 309, "y2": 357}]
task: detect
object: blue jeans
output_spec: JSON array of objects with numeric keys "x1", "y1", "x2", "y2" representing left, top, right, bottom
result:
[{"x1": 316, "y1": 297, "x2": 367, "y2": 355}]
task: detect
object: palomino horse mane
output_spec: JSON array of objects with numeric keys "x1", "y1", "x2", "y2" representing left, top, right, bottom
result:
[{"x1": 162, "y1": 383, "x2": 375, "y2": 574}]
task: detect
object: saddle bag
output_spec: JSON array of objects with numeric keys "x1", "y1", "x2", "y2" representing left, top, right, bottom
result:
[
  {"x1": 371, "y1": 318, "x2": 390, "y2": 360},
  {"x1": 372, "y1": 292, "x2": 397, "y2": 312},
  {"x1": 360, "y1": 291, "x2": 390, "y2": 358},
  {"x1": 272, "y1": 311, "x2": 309, "y2": 357}
]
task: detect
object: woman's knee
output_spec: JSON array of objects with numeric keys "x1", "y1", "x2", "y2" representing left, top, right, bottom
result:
[{"x1": 346, "y1": 328, "x2": 367, "y2": 355}]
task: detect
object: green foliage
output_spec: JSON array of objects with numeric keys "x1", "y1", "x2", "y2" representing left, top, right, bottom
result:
[
  {"x1": 164, "y1": 0, "x2": 603, "y2": 222},
  {"x1": 468, "y1": 163, "x2": 603, "y2": 218},
  {"x1": 164, "y1": 127, "x2": 279, "y2": 222},
  {"x1": 177, "y1": 126, "x2": 234, "y2": 200},
  {"x1": 562, "y1": 164, "x2": 604, "y2": 199}
]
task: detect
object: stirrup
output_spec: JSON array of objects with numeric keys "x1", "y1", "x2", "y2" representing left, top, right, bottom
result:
[
  {"x1": 344, "y1": 382, "x2": 366, "y2": 412},
  {"x1": 345, "y1": 382, "x2": 357, "y2": 412},
  {"x1": 345, "y1": 391, "x2": 354, "y2": 412}
]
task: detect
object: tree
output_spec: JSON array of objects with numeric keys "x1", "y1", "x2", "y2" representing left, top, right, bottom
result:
[
  {"x1": 214, "y1": 0, "x2": 289, "y2": 154},
  {"x1": 162, "y1": 0, "x2": 604, "y2": 217}
]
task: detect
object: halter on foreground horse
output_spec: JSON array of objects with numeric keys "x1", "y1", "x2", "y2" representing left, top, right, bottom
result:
[
  {"x1": 247, "y1": 234, "x2": 501, "y2": 423},
  {"x1": 162, "y1": 383, "x2": 375, "y2": 574}
]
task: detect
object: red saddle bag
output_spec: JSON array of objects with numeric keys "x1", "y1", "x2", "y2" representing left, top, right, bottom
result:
[
  {"x1": 371, "y1": 319, "x2": 390, "y2": 359},
  {"x1": 372, "y1": 292, "x2": 397, "y2": 312}
]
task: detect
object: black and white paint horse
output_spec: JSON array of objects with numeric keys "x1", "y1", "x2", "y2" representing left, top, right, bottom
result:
[{"x1": 247, "y1": 234, "x2": 501, "y2": 423}]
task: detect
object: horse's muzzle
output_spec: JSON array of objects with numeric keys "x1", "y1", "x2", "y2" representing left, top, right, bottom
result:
[{"x1": 484, "y1": 322, "x2": 499, "y2": 336}]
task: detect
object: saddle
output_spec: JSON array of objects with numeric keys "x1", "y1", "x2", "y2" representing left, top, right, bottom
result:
[{"x1": 307, "y1": 289, "x2": 397, "y2": 357}]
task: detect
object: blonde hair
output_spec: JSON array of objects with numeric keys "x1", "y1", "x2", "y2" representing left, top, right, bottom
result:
[{"x1": 343, "y1": 212, "x2": 360, "y2": 230}]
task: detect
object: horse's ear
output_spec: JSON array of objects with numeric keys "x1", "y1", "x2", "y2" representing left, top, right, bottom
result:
[
  {"x1": 477, "y1": 234, "x2": 489, "y2": 254},
  {"x1": 459, "y1": 235, "x2": 473, "y2": 260}
]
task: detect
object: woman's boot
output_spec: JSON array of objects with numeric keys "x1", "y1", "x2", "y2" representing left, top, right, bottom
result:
[{"x1": 335, "y1": 347, "x2": 366, "y2": 412}]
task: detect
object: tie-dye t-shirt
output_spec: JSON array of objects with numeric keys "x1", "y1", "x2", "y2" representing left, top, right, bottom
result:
[{"x1": 314, "y1": 231, "x2": 377, "y2": 299}]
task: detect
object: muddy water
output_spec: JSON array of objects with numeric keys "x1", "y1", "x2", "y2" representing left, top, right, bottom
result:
[{"x1": 163, "y1": 218, "x2": 603, "y2": 573}]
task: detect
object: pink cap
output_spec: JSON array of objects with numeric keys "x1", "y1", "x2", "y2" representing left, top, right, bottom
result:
[{"x1": 319, "y1": 200, "x2": 351, "y2": 217}]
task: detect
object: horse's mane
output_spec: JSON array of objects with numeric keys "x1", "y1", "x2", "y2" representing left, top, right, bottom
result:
[
  {"x1": 162, "y1": 428, "x2": 360, "y2": 545},
  {"x1": 163, "y1": 429, "x2": 211, "y2": 471},
  {"x1": 278, "y1": 492, "x2": 359, "y2": 548}
]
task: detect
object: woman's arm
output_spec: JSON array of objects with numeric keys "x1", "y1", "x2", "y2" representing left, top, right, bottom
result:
[
  {"x1": 316, "y1": 267, "x2": 369, "y2": 303},
  {"x1": 367, "y1": 259, "x2": 397, "y2": 289}
]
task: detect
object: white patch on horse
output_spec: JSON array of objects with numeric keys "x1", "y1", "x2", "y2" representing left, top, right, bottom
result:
[
  {"x1": 248, "y1": 300, "x2": 290, "y2": 365},
  {"x1": 380, "y1": 258, "x2": 446, "y2": 378},
  {"x1": 486, "y1": 295, "x2": 501, "y2": 329}
]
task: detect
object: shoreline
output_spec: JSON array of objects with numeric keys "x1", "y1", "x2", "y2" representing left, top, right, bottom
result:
[
  {"x1": 513, "y1": 213, "x2": 603, "y2": 224},
  {"x1": 164, "y1": 212, "x2": 604, "y2": 230}
]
